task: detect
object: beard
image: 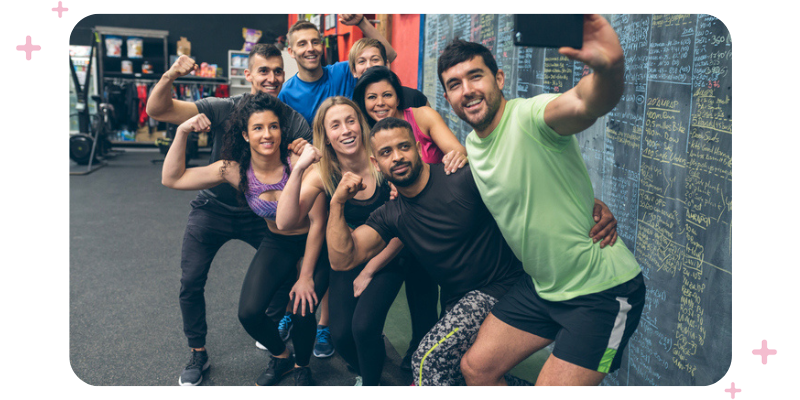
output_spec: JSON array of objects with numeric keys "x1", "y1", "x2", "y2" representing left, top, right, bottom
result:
[
  {"x1": 386, "y1": 158, "x2": 423, "y2": 188},
  {"x1": 455, "y1": 87, "x2": 503, "y2": 132}
]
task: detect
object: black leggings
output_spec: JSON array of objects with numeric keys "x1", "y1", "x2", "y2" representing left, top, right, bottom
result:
[
  {"x1": 328, "y1": 258, "x2": 404, "y2": 385},
  {"x1": 401, "y1": 253, "x2": 440, "y2": 352},
  {"x1": 237, "y1": 229, "x2": 329, "y2": 367}
]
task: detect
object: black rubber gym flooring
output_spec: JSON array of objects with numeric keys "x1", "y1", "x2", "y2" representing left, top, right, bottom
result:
[{"x1": 69, "y1": 149, "x2": 547, "y2": 386}]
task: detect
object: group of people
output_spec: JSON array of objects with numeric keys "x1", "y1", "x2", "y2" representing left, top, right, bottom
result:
[{"x1": 149, "y1": 14, "x2": 645, "y2": 387}]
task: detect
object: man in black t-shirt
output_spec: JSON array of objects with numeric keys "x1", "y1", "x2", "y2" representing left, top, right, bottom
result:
[
  {"x1": 328, "y1": 117, "x2": 618, "y2": 386},
  {"x1": 326, "y1": 117, "x2": 526, "y2": 386}
]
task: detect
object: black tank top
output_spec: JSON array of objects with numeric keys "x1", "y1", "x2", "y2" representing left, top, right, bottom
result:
[
  {"x1": 333, "y1": 178, "x2": 406, "y2": 274},
  {"x1": 329, "y1": 179, "x2": 391, "y2": 230}
]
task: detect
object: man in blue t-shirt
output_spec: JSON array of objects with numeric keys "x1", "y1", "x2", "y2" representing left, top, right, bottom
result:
[{"x1": 279, "y1": 14, "x2": 396, "y2": 126}]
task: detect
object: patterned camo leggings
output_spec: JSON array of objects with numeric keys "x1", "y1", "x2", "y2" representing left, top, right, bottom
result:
[
  {"x1": 411, "y1": 290, "x2": 496, "y2": 386},
  {"x1": 410, "y1": 290, "x2": 533, "y2": 386}
]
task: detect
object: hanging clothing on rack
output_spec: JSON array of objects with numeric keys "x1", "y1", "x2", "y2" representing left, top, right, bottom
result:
[
  {"x1": 137, "y1": 83, "x2": 149, "y2": 126},
  {"x1": 215, "y1": 84, "x2": 230, "y2": 98}
]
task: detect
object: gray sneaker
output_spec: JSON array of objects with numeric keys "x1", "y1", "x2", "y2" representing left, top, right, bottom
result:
[{"x1": 179, "y1": 349, "x2": 210, "y2": 386}]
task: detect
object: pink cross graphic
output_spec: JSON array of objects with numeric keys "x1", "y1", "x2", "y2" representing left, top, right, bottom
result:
[
  {"x1": 16, "y1": 36, "x2": 41, "y2": 60},
  {"x1": 52, "y1": 2, "x2": 68, "y2": 18},
  {"x1": 752, "y1": 339, "x2": 777, "y2": 364},
  {"x1": 725, "y1": 382, "x2": 741, "y2": 399}
]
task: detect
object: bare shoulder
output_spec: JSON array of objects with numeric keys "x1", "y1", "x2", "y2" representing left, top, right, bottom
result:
[
  {"x1": 412, "y1": 105, "x2": 435, "y2": 118},
  {"x1": 303, "y1": 166, "x2": 326, "y2": 191},
  {"x1": 414, "y1": 106, "x2": 446, "y2": 126}
]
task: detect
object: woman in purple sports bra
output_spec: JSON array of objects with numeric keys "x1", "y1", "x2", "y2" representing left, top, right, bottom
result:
[
  {"x1": 162, "y1": 92, "x2": 327, "y2": 386},
  {"x1": 353, "y1": 66, "x2": 468, "y2": 170}
]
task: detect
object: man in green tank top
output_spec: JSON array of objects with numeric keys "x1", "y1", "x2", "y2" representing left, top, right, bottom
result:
[{"x1": 438, "y1": 14, "x2": 645, "y2": 386}]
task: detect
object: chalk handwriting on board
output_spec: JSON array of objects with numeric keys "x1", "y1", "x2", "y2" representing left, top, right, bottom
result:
[{"x1": 420, "y1": 14, "x2": 731, "y2": 386}]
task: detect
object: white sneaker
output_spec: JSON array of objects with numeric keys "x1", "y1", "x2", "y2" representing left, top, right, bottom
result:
[{"x1": 256, "y1": 341, "x2": 267, "y2": 351}]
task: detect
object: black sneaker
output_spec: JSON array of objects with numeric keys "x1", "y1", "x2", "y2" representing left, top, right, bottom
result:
[
  {"x1": 256, "y1": 354, "x2": 295, "y2": 386},
  {"x1": 294, "y1": 366, "x2": 314, "y2": 386},
  {"x1": 179, "y1": 349, "x2": 210, "y2": 386}
]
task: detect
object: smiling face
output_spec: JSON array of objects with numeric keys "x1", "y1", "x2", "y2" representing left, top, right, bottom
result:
[
  {"x1": 245, "y1": 55, "x2": 285, "y2": 96},
  {"x1": 353, "y1": 46, "x2": 386, "y2": 78},
  {"x1": 364, "y1": 80, "x2": 400, "y2": 122},
  {"x1": 441, "y1": 55, "x2": 505, "y2": 134},
  {"x1": 323, "y1": 104, "x2": 364, "y2": 157},
  {"x1": 243, "y1": 110, "x2": 282, "y2": 158},
  {"x1": 288, "y1": 28, "x2": 324, "y2": 73},
  {"x1": 370, "y1": 127, "x2": 423, "y2": 188}
]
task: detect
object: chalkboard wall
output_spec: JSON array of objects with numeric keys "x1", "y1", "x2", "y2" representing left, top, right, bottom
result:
[{"x1": 421, "y1": 14, "x2": 732, "y2": 386}]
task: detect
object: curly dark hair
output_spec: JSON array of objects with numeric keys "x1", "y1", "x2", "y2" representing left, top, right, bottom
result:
[{"x1": 219, "y1": 92, "x2": 290, "y2": 205}]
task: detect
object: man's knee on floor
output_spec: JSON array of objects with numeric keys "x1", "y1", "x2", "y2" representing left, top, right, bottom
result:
[{"x1": 460, "y1": 348, "x2": 498, "y2": 384}]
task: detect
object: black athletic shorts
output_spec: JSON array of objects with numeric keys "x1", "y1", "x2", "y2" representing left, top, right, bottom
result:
[{"x1": 490, "y1": 273, "x2": 645, "y2": 374}]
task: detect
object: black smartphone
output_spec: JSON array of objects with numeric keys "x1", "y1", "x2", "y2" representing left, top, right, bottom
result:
[{"x1": 513, "y1": 14, "x2": 584, "y2": 49}]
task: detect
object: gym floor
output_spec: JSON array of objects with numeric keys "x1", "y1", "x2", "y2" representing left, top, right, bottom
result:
[{"x1": 69, "y1": 149, "x2": 548, "y2": 386}]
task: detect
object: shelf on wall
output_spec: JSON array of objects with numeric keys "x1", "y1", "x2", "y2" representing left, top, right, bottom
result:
[{"x1": 175, "y1": 75, "x2": 228, "y2": 83}]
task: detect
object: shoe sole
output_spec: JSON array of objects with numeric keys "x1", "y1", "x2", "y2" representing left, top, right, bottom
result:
[
  {"x1": 313, "y1": 349, "x2": 335, "y2": 358},
  {"x1": 178, "y1": 360, "x2": 210, "y2": 386}
]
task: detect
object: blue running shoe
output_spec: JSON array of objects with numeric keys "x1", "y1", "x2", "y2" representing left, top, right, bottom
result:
[
  {"x1": 313, "y1": 325, "x2": 334, "y2": 358},
  {"x1": 278, "y1": 313, "x2": 293, "y2": 342}
]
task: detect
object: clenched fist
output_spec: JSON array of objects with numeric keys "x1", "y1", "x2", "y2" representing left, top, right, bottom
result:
[
  {"x1": 331, "y1": 171, "x2": 366, "y2": 205},
  {"x1": 295, "y1": 143, "x2": 323, "y2": 170},
  {"x1": 164, "y1": 55, "x2": 198, "y2": 81},
  {"x1": 177, "y1": 113, "x2": 211, "y2": 135}
]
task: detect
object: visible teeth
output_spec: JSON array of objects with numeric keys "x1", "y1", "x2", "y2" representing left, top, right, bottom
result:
[
  {"x1": 466, "y1": 99, "x2": 482, "y2": 107},
  {"x1": 342, "y1": 138, "x2": 355, "y2": 144}
]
